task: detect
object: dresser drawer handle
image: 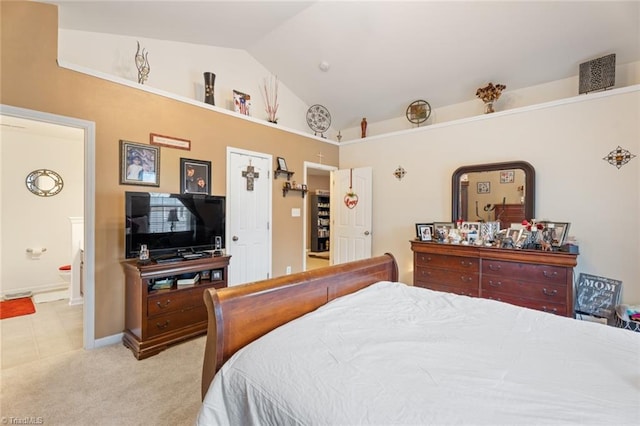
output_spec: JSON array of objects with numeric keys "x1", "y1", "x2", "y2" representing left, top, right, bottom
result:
[
  {"x1": 543, "y1": 270, "x2": 558, "y2": 279},
  {"x1": 420, "y1": 269, "x2": 432, "y2": 276},
  {"x1": 460, "y1": 260, "x2": 473, "y2": 267},
  {"x1": 488, "y1": 280, "x2": 502, "y2": 287},
  {"x1": 488, "y1": 264, "x2": 501, "y2": 271},
  {"x1": 421, "y1": 255, "x2": 432, "y2": 262},
  {"x1": 156, "y1": 320, "x2": 170, "y2": 329},
  {"x1": 542, "y1": 288, "x2": 558, "y2": 297},
  {"x1": 459, "y1": 275, "x2": 473, "y2": 283},
  {"x1": 542, "y1": 306, "x2": 558, "y2": 313},
  {"x1": 156, "y1": 300, "x2": 171, "y2": 309}
]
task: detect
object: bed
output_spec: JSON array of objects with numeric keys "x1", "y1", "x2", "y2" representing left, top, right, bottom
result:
[{"x1": 198, "y1": 254, "x2": 639, "y2": 425}]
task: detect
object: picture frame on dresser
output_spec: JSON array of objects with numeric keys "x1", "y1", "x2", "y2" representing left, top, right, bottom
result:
[
  {"x1": 433, "y1": 222, "x2": 455, "y2": 241},
  {"x1": 415, "y1": 223, "x2": 431, "y2": 240},
  {"x1": 541, "y1": 222, "x2": 570, "y2": 247},
  {"x1": 417, "y1": 224, "x2": 434, "y2": 241}
]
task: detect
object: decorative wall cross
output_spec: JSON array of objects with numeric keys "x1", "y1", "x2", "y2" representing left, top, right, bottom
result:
[{"x1": 241, "y1": 162, "x2": 260, "y2": 191}]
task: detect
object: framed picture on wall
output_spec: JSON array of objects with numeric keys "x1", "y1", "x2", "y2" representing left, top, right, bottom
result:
[
  {"x1": 119, "y1": 140, "x2": 160, "y2": 186},
  {"x1": 180, "y1": 158, "x2": 212, "y2": 195},
  {"x1": 477, "y1": 181, "x2": 491, "y2": 194},
  {"x1": 500, "y1": 170, "x2": 515, "y2": 183}
]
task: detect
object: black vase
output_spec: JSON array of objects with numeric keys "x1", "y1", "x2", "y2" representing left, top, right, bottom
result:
[{"x1": 204, "y1": 72, "x2": 216, "y2": 106}]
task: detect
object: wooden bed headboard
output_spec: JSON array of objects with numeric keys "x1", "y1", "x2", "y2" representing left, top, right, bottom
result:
[{"x1": 201, "y1": 253, "x2": 398, "y2": 399}]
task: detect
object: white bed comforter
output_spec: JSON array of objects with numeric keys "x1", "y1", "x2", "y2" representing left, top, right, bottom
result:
[{"x1": 198, "y1": 281, "x2": 640, "y2": 425}]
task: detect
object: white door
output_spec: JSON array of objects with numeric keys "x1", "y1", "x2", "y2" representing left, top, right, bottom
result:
[
  {"x1": 330, "y1": 167, "x2": 373, "y2": 265},
  {"x1": 227, "y1": 148, "x2": 272, "y2": 285}
]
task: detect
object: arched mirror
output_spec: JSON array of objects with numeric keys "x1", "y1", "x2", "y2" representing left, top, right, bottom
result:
[{"x1": 452, "y1": 161, "x2": 535, "y2": 228}]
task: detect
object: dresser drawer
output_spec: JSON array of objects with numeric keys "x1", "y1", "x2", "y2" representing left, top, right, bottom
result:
[
  {"x1": 415, "y1": 281, "x2": 479, "y2": 298},
  {"x1": 415, "y1": 266, "x2": 478, "y2": 287},
  {"x1": 145, "y1": 306, "x2": 207, "y2": 338},
  {"x1": 483, "y1": 292, "x2": 567, "y2": 316},
  {"x1": 147, "y1": 286, "x2": 205, "y2": 317},
  {"x1": 415, "y1": 253, "x2": 479, "y2": 272},
  {"x1": 481, "y1": 277, "x2": 567, "y2": 304},
  {"x1": 482, "y1": 260, "x2": 567, "y2": 285}
]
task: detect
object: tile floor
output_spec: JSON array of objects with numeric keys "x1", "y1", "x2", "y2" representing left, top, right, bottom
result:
[{"x1": 1, "y1": 297, "x2": 83, "y2": 369}]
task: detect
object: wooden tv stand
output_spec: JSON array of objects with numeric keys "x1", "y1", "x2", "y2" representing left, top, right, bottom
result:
[
  {"x1": 122, "y1": 255, "x2": 230, "y2": 359},
  {"x1": 411, "y1": 241, "x2": 577, "y2": 317}
]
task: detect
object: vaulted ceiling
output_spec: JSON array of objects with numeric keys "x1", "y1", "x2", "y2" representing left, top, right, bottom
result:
[{"x1": 43, "y1": 1, "x2": 640, "y2": 130}]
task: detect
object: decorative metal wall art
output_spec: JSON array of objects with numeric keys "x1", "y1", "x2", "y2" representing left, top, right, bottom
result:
[
  {"x1": 603, "y1": 146, "x2": 636, "y2": 169},
  {"x1": 135, "y1": 41, "x2": 150, "y2": 84},
  {"x1": 405, "y1": 100, "x2": 431, "y2": 126},
  {"x1": 393, "y1": 166, "x2": 407, "y2": 180},
  {"x1": 579, "y1": 54, "x2": 615, "y2": 94},
  {"x1": 306, "y1": 104, "x2": 331, "y2": 138},
  {"x1": 25, "y1": 169, "x2": 64, "y2": 197}
]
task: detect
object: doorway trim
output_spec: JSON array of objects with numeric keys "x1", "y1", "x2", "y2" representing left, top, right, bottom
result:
[
  {"x1": 302, "y1": 161, "x2": 337, "y2": 271},
  {"x1": 1, "y1": 104, "x2": 96, "y2": 349}
]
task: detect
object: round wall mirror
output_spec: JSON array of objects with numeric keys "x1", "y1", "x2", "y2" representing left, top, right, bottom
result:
[
  {"x1": 25, "y1": 169, "x2": 64, "y2": 197},
  {"x1": 452, "y1": 161, "x2": 535, "y2": 228}
]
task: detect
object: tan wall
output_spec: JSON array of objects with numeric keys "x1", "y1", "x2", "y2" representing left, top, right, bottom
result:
[{"x1": 1, "y1": 1, "x2": 338, "y2": 338}]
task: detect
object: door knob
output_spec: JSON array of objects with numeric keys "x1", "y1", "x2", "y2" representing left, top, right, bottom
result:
[
  {"x1": 232, "y1": 236, "x2": 239, "y2": 241},
  {"x1": 364, "y1": 231, "x2": 370, "y2": 236}
]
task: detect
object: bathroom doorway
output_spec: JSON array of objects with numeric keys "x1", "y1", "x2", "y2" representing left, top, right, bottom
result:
[{"x1": 0, "y1": 105, "x2": 95, "y2": 355}]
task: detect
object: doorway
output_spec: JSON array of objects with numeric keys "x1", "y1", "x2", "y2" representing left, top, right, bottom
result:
[
  {"x1": 0, "y1": 105, "x2": 96, "y2": 350},
  {"x1": 226, "y1": 147, "x2": 272, "y2": 285},
  {"x1": 303, "y1": 162, "x2": 337, "y2": 271}
]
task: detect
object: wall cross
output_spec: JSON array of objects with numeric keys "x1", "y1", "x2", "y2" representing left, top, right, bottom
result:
[{"x1": 241, "y1": 162, "x2": 260, "y2": 191}]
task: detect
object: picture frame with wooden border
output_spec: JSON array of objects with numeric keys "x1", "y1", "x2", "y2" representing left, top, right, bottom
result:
[
  {"x1": 119, "y1": 140, "x2": 160, "y2": 186},
  {"x1": 277, "y1": 156, "x2": 288, "y2": 171}
]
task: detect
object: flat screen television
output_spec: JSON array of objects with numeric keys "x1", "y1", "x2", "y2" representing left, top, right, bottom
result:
[{"x1": 125, "y1": 191, "x2": 225, "y2": 259}]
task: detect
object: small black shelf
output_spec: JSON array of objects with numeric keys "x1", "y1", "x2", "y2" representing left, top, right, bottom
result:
[
  {"x1": 282, "y1": 182, "x2": 307, "y2": 197},
  {"x1": 275, "y1": 169, "x2": 294, "y2": 181}
]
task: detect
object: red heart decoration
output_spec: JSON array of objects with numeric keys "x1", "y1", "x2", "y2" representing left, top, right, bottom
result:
[{"x1": 344, "y1": 193, "x2": 359, "y2": 209}]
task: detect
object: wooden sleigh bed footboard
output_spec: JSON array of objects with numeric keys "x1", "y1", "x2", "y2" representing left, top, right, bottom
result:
[{"x1": 201, "y1": 253, "x2": 398, "y2": 399}]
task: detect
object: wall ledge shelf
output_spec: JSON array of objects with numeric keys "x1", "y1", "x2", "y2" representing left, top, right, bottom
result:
[
  {"x1": 274, "y1": 169, "x2": 294, "y2": 180},
  {"x1": 57, "y1": 60, "x2": 639, "y2": 146}
]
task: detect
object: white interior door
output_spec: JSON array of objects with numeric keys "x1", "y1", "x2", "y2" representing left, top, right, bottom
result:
[
  {"x1": 227, "y1": 148, "x2": 272, "y2": 285},
  {"x1": 330, "y1": 167, "x2": 372, "y2": 265}
]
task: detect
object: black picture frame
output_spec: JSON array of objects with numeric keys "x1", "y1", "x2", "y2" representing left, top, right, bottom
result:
[
  {"x1": 277, "y1": 157, "x2": 288, "y2": 171},
  {"x1": 477, "y1": 181, "x2": 491, "y2": 194},
  {"x1": 180, "y1": 158, "x2": 211, "y2": 195},
  {"x1": 119, "y1": 140, "x2": 160, "y2": 187},
  {"x1": 417, "y1": 224, "x2": 434, "y2": 242}
]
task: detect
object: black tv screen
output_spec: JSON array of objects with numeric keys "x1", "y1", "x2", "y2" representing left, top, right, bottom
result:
[{"x1": 125, "y1": 191, "x2": 225, "y2": 259}]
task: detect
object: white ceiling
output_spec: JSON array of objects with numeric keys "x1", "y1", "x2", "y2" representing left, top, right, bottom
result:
[{"x1": 40, "y1": 1, "x2": 640, "y2": 130}]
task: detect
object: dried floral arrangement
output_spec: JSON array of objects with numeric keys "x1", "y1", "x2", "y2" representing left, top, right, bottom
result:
[
  {"x1": 475, "y1": 82, "x2": 506, "y2": 103},
  {"x1": 261, "y1": 75, "x2": 279, "y2": 123}
]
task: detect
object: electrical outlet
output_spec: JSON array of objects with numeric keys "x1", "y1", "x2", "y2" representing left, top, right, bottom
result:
[{"x1": 286, "y1": 266, "x2": 291, "y2": 275}]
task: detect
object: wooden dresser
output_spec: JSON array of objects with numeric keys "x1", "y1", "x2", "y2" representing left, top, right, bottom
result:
[
  {"x1": 411, "y1": 241, "x2": 578, "y2": 317},
  {"x1": 122, "y1": 255, "x2": 230, "y2": 359}
]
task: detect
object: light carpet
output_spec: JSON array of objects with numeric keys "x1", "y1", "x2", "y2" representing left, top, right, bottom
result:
[{"x1": 1, "y1": 336, "x2": 205, "y2": 425}]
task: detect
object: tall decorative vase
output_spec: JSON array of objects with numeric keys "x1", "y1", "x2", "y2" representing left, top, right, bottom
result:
[{"x1": 204, "y1": 72, "x2": 216, "y2": 106}]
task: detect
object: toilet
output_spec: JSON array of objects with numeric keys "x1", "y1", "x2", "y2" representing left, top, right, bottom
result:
[{"x1": 58, "y1": 264, "x2": 72, "y2": 284}]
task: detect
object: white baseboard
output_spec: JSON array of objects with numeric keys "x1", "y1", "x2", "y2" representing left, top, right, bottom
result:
[{"x1": 94, "y1": 332, "x2": 123, "y2": 348}]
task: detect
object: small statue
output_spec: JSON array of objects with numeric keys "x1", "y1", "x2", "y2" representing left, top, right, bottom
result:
[{"x1": 361, "y1": 117, "x2": 367, "y2": 138}]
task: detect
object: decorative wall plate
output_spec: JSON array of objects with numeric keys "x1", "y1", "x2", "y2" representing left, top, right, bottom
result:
[
  {"x1": 306, "y1": 104, "x2": 331, "y2": 136},
  {"x1": 406, "y1": 100, "x2": 431, "y2": 125}
]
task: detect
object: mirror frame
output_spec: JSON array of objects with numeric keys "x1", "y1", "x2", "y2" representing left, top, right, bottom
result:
[{"x1": 451, "y1": 161, "x2": 535, "y2": 223}]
